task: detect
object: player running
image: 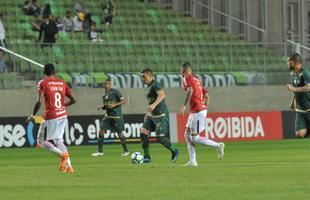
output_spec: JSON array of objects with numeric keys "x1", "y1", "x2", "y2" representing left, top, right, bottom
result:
[
  {"x1": 91, "y1": 79, "x2": 129, "y2": 157},
  {"x1": 140, "y1": 68, "x2": 179, "y2": 163},
  {"x1": 26, "y1": 64, "x2": 76, "y2": 173},
  {"x1": 180, "y1": 62, "x2": 224, "y2": 167},
  {"x1": 287, "y1": 53, "x2": 310, "y2": 138}
]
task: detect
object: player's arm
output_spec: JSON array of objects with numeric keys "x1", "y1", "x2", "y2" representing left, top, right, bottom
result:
[
  {"x1": 147, "y1": 89, "x2": 165, "y2": 112},
  {"x1": 289, "y1": 96, "x2": 296, "y2": 110},
  {"x1": 180, "y1": 87, "x2": 193, "y2": 116},
  {"x1": 287, "y1": 84, "x2": 310, "y2": 92},
  {"x1": 65, "y1": 94, "x2": 76, "y2": 107},
  {"x1": 26, "y1": 92, "x2": 43, "y2": 122},
  {"x1": 204, "y1": 93, "x2": 210, "y2": 107},
  {"x1": 108, "y1": 90, "x2": 126, "y2": 109}
]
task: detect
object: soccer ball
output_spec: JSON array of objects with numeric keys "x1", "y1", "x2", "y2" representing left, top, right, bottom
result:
[{"x1": 131, "y1": 152, "x2": 144, "y2": 164}]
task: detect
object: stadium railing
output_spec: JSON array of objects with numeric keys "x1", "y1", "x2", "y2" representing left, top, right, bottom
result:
[{"x1": 3, "y1": 42, "x2": 289, "y2": 75}]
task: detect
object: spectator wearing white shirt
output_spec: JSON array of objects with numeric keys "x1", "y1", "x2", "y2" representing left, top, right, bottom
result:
[
  {"x1": 73, "y1": 12, "x2": 84, "y2": 32},
  {"x1": 62, "y1": 10, "x2": 74, "y2": 32}
]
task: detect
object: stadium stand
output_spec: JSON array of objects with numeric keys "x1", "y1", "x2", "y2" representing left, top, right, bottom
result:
[{"x1": 0, "y1": 0, "x2": 286, "y2": 81}]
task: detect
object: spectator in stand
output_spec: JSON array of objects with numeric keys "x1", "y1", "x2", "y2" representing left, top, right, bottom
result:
[
  {"x1": 0, "y1": 13, "x2": 7, "y2": 72},
  {"x1": 62, "y1": 10, "x2": 74, "y2": 32},
  {"x1": 55, "y1": 17, "x2": 64, "y2": 31},
  {"x1": 23, "y1": 1, "x2": 32, "y2": 15},
  {"x1": 39, "y1": 15, "x2": 58, "y2": 48},
  {"x1": 23, "y1": 0, "x2": 41, "y2": 16},
  {"x1": 73, "y1": 12, "x2": 84, "y2": 32},
  {"x1": 83, "y1": 13, "x2": 94, "y2": 33},
  {"x1": 74, "y1": 0, "x2": 88, "y2": 14},
  {"x1": 30, "y1": 0, "x2": 41, "y2": 16},
  {"x1": 88, "y1": 23, "x2": 103, "y2": 42},
  {"x1": 101, "y1": 0, "x2": 116, "y2": 25},
  {"x1": 32, "y1": 13, "x2": 42, "y2": 32},
  {"x1": 41, "y1": 3, "x2": 51, "y2": 18}
]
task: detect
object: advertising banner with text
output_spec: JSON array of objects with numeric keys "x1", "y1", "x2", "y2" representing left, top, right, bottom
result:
[
  {"x1": 176, "y1": 111, "x2": 283, "y2": 142},
  {"x1": 0, "y1": 115, "x2": 160, "y2": 148}
]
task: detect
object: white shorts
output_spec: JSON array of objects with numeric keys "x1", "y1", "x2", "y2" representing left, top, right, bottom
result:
[
  {"x1": 186, "y1": 110, "x2": 207, "y2": 135},
  {"x1": 37, "y1": 117, "x2": 67, "y2": 140}
]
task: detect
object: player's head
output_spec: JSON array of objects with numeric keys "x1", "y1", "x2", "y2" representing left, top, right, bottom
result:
[
  {"x1": 43, "y1": 63, "x2": 55, "y2": 76},
  {"x1": 141, "y1": 68, "x2": 153, "y2": 85},
  {"x1": 287, "y1": 53, "x2": 302, "y2": 71},
  {"x1": 181, "y1": 62, "x2": 193, "y2": 77},
  {"x1": 103, "y1": 79, "x2": 112, "y2": 91}
]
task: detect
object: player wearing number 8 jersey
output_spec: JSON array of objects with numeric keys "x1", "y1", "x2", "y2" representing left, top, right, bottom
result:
[
  {"x1": 180, "y1": 63, "x2": 224, "y2": 167},
  {"x1": 27, "y1": 64, "x2": 76, "y2": 173}
]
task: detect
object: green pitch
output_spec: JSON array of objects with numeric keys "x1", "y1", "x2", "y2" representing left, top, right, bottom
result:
[{"x1": 0, "y1": 139, "x2": 309, "y2": 200}]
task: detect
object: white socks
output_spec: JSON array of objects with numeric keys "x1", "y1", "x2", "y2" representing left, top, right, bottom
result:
[
  {"x1": 184, "y1": 132, "x2": 221, "y2": 165},
  {"x1": 185, "y1": 132, "x2": 197, "y2": 164},
  {"x1": 192, "y1": 135, "x2": 220, "y2": 148},
  {"x1": 38, "y1": 140, "x2": 62, "y2": 155},
  {"x1": 54, "y1": 138, "x2": 72, "y2": 167}
]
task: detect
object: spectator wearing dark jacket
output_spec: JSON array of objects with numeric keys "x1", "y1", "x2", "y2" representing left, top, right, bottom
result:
[
  {"x1": 83, "y1": 13, "x2": 94, "y2": 33},
  {"x1": 30, "y1": 0, "x2": 41, "y2": 16},
  {"x1": 23, "y1": 0, "x2": 41, "y2": 16},
  {"x1": 102, "y1": 0, "x2": 116, "y2": 25},
  {"x1": 39, "y1": 15, "x2": 58, "y2": 47},
  {"x1": 41, "y1": 3, "x2": 51, "y2": 18}
]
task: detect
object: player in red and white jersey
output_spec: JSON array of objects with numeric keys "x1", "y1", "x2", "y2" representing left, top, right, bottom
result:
[
  {"x1": 180, "y1": 63, "x2": 225, "y2": 167},
  {"x1": 27, "y1": 64, "x2": 76, "y2": 173}
]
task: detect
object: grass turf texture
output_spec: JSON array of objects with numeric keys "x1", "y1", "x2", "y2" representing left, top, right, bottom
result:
[{"x1": 0, "y1": 139, "x2": 309, "y2": 200}]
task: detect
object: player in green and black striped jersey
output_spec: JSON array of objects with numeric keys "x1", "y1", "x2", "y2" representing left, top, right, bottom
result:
[
  {"x1": 91, "y1": 79, "x2": 129, "y2": 157},
  {"x1": 287, "y1": 53, "x2": 310, "y2": 138}
]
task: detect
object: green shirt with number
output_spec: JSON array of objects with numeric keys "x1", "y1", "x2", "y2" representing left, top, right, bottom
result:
[
  {"x1": 102, "y1": 88, "x2": 123, "y2": 116},
  {"x1": 146, "y1": 80, "x2": 169, "y2": 116},
  {"x1": 291, "y1": 67, "x2": 310, "y2": 111}
]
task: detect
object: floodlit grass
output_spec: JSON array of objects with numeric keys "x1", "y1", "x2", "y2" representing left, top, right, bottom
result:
[{"x1": 0, "y1": 139, "x2": 310, "y2": 200}]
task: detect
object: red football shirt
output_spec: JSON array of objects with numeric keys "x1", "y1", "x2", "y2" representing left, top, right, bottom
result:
[
  {"x1": 37, "y1": 77, "x2": 71, "y2": 120},
  {"x1": 183, "y1": 74, "x2": 207, "y2": 113}
]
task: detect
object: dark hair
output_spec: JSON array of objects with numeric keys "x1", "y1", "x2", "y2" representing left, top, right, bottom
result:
[
  {"x1": 141, "y1": 68, "x2": 153, "y2": 75},
  {"x1": 182, "y1": 62, "x2": 192, "y2": 70},
  {"x1": 44, "y1": 63, "x2": 55, "y2": 76},
  {"x1": 104, "y1": 79, "x2": 111, "y2": 82},
  {"x1": 66, "y1": 10, "x2": 72, "y2": 15},
  {"x1": 289, "y1": 53, "x2": 302, "y2": 64}
]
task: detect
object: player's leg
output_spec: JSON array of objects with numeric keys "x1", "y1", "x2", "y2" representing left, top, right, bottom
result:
[
  {"x1": 114, "y1": 117, "x2": 129, "y2": 156},
  {"x1": 155, "y1": 116, "x2": 179, "y2": 162},
  {"x1": 140, "y1": 118, "x2": 154, "y2": 162},
  {"x1": 52, "y1": 118, "x2": 72, "y2": 172},
  {"x1": 92, "y1": 117, "x2": 110, "y2": 156},
  {"x1": 184, "y1": 114, "x2": 197, "y2": 166},
  {"x1": 36, "y1": 120, "x2": 62, "y2": 155},
  {"x1": 190, "y1": 110, "x2": 225, "y2": 160},
  {"x1": 295, "y1": 112, "x2": 308, "y2": 138}
]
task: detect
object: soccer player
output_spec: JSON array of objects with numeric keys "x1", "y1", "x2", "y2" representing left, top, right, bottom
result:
[
  {"x1": 26, "y1": 64, "x2": 76, "y2": 173},
  {"x1": 180, "y1": 62, "x2": 224, "y2": 167},
  {"x1": 91, "y1": 79, "x2": 129, "y2": 157},
  {"x1": 287, "y1": 53, "x2": 310, "y2": 138},
  {"x1": 140, "y1": 68, "x2": 179, "y2": 163}
]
